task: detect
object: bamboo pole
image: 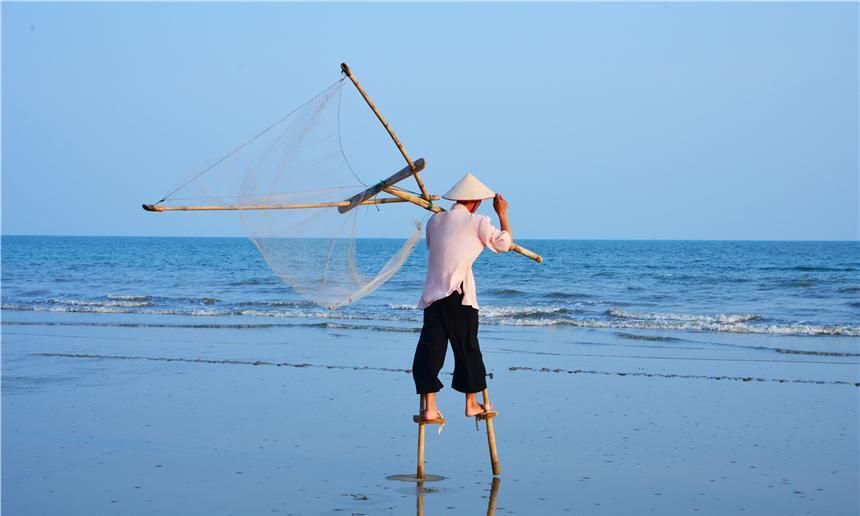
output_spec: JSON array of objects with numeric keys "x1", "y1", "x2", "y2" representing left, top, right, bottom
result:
[
  {"x1": 338, "y1": 64, "x2": 543, "y2": 264},
  {"x1": 382, "y1": 187, "x2": 544, "y2": 264},
  {"x1": 382, "y1": 186, "x2": 441, "y2": 212},
  {"x1": 482, "y1": 388, "x2": 501, "y2": 476},
  {"x1": 508, "y1": 243, "x2": 543, "y2": 264},
  {"x1": 340, "y1": 62, "x2": 431, "y2": 201},
  {"x1": 338, "y1": 159, "x2": 426, "y2": 214},
  {"x1": 141, "y1": 195, "x2": 437, "y2": 212},
  {"x1": 417, "y1": 395, "x2": 426, "y2": 480}
]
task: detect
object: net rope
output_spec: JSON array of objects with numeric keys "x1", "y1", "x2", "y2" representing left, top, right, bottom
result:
[{"x1": 157, "y1": 78, "x2": 423, "y2": 308}]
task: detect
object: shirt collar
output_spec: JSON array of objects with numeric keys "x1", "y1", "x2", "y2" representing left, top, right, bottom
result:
[{"x1": 451, "y1": 203, "x2": 470, "y2": 213}]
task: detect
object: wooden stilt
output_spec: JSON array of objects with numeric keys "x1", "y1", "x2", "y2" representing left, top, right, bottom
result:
[
  {"x1": 480, "y1": 388, "x2": 502, "y2": 476},
  {"x1": 417, "y1": 395, "x2": 426, "y2": 480},
  {"x1": 413, "y1": 394, "x2": 446, "y2": 480},
  {"x1": 409, "y1": 391, "x2": 498, "y2": 480}
]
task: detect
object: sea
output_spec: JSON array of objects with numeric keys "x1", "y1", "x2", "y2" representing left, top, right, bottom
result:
[
  {"x1": 4, "y1": 236, "x2": 859, "y2": 516},
  {"x1": 2, "y1": 236, "x2": 858, "y2": 341}
]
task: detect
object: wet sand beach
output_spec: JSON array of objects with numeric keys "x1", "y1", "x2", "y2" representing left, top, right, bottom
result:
[{"x1": 3, "y1": 312, "x2": 858, "y2": 515}]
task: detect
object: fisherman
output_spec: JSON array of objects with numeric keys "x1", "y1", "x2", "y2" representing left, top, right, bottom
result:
[{"x1": 413, "y1": 172, "x2": 512, "y2": 422}]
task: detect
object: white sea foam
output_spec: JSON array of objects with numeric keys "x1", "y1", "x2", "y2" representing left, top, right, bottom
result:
[
  {"x1": 492, "y1": 315, "x2": 860, "y2": 336},
  {"x1": 3, "y1": 303, "x2": 857, "y2": 336},
  {"x1": 481, "y1": 305, "x2": 571, "y2": 319},
  {"x1": 608, "y1": 308, "x2": 762, "y2": 324},
  {"x1": 386, "y1": 304, "x2": 418, "y2": 311},
  {"x1": 235, "y1": 308, "x2": 421, "y2": 323},
  {"x1": 105, "y1": 294, "x2": 152, "y2": 302},
  {"x1": 386, "y1": 303, "x2": 573, "y2": 319}
]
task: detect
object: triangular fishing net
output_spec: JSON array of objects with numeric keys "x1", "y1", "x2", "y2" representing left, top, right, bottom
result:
[{"x1": 154, "y1": 78, "x2": 424, "y2": 308}]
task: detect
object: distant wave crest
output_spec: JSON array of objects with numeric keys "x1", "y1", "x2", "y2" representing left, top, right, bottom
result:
[
  {"x1": 3, "y1": 303, "x2": 858, "y2": 337},
  {"x1": 608, "y1": 308, "x2": 762, "y2": 324}
]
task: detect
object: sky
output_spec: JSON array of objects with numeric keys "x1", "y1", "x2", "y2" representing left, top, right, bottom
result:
[{"x1": 2, "y1": 2, "x2": 858, "y2": 240}]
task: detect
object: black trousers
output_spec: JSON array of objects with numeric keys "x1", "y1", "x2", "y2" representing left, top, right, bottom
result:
[{"x1": 412, "y1": 289, "x2": 487, "y2": 394}]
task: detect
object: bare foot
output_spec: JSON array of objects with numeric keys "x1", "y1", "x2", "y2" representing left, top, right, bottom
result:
[
  {"x1": 465, "y1": 400, "x2": 492, "y2": 417},
  {"x1": 421, "y1": 407, "x2": 442, "y2": 421}
]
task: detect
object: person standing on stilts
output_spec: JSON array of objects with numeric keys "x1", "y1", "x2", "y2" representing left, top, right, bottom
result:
[{"x1": 413, "y1": 172, "x2": 513, "y2": 422}]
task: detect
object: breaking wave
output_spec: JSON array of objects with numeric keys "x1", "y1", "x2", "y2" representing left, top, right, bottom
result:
[
  {"x1": 546, "y1": 291, "x2": 593, "y2": 300},
  {"x1": 481, "y1": 305, "x2": 573, "y2": 319},
  {"x1": 608, "y1": 308, "x2": 762, "y2": 324},
  {"x1": 3, "y1": 301, "x2": 858, "y2": 336},
  {"x1": 488, "y1": 308, "x2": 859, "y2": 336},
  {"x1": 487, "y1": 288, "x2": 528, "y2": 296}
]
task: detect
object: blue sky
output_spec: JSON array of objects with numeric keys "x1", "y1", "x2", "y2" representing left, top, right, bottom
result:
[{"x1": 3, "y1": 2, "x2": 857, "y2": 240}]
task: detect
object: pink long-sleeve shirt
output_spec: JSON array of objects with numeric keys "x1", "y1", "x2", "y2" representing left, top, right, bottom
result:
[{"x1": 417, "y1": 203, "x2": 513, "y2": 310}]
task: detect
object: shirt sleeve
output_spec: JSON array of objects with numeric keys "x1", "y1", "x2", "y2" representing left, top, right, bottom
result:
[{"x1": 477, "y1": 215, "x2": 512, "y2": 253}]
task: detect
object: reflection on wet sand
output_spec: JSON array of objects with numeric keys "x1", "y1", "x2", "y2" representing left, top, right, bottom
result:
[
  {"x1": 486, "y1": 477, "x2": 501, "y2": 515},
  {"x1": 416, "y1": 477, "x2": 500, "y2": 516}
]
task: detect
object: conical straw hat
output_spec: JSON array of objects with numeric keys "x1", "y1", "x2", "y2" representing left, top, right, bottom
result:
[{"x1": 442, "y1": 172, "x2": 495, "y2": 201}]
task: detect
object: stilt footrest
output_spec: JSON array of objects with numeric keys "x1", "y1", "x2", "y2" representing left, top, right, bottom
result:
[
  {"x1": 413, "y1": 415, "x2": 446, "y2": 425},
  {"x1": 476, "y1": 411, "x2": 498, "y2": 421}
]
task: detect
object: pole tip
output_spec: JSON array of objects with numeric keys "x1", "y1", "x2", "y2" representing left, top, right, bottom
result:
[{"x1": 340, "y1": 62, "x2": 350, "y2": 75}]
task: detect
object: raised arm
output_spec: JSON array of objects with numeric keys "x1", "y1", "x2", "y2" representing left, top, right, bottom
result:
[
  {"x1": 493, "y1": 193, "x2": 512, "y2": 241},
  {"x1": 478, "y1": 194, "x2": 513, "y2": 253}
]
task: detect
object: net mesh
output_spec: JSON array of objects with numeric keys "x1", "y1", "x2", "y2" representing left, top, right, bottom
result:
[{"x1": 157, "y1": 78, "x2": 424, "y2": 308}]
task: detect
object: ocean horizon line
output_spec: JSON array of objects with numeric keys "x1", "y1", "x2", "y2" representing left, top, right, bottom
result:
[{"x1": 2, "y1": 234, "x2": 859, "y2": 243}]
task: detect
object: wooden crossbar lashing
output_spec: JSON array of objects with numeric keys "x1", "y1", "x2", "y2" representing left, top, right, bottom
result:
[
  {"x1": 142, "y1": 194, "x2": 437, "y2": 212},
  {"x1": 337, "y1": 159, "x2": 426, "y2": 214}
]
